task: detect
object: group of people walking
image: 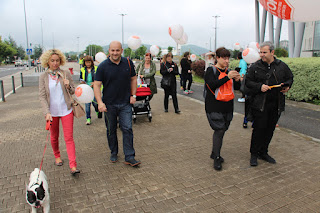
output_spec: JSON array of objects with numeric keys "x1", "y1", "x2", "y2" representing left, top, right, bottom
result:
[
  {"x1": 204, "y1": 42, "x2": 293, "y2": 170},
  {"x1": 38, "y1": 40, "x2": 293, "y2": 174}
]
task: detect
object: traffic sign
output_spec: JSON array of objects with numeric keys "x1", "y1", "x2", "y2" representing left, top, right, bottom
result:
[{"x1": 26, "y1": 49, "x2": 32, "y2": 55}]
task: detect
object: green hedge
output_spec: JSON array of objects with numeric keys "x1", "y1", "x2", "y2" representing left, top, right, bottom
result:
[{"x1": 230, "y1": 58, "x2": 320, "y2": 102}]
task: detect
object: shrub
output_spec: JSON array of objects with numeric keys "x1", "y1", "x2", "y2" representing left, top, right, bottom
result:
[
  {"x1": 191, "y1": 59, "x2": 205, "y2": 78},
  {"x1": 229, "y1": 57, "x2": 320, "y2": 102},
  {"x1": 274, "y1": 48, "x2": 288, "y2": 57}
]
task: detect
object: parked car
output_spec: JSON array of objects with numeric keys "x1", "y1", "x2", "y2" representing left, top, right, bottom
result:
[{"x1": 14, "y1": 60, "x2": 23, "y2": 67}]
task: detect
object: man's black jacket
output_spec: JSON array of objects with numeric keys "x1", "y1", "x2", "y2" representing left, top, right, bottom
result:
[{"x1": 245, "y1": 58, "x2": 293, "y2": 113}]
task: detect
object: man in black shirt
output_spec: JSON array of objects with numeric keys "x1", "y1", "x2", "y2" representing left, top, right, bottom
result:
[
  {"x1": 94, "y1": 41, "x2": 141, "y2": 167},
  {"x1": 246, "y1": 41, "x2": 293, "y2": 167}
]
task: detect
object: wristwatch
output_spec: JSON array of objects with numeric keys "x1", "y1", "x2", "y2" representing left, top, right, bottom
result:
[{"x1": 132, "y1": 95, "x2": 137, "y2": 98}]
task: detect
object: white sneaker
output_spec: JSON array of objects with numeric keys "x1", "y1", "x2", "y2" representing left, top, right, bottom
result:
[{"x1": 238, "y1": 98, "x2": 245, "y2": 103}]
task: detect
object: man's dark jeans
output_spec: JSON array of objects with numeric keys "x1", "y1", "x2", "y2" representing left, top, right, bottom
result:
[{"x1": 104, "y1": 103, "x2": 135, "y2": 161}]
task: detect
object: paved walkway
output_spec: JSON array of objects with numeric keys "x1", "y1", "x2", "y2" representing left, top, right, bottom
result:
[{"x1": 1, "y1": 66, "x2": 320, "y2": 212}]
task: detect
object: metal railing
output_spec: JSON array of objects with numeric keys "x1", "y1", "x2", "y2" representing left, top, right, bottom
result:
[{"x1": 0, "y1": 72, "x2": 24, "y2": 102}]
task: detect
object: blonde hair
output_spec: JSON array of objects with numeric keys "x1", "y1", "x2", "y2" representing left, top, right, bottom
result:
[{"x1": 40, "y1": 49, "x2": 66, "y2": 68}]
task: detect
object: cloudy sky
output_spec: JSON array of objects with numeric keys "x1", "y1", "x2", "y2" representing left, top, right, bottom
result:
[{"x1": 0, "y1": 0, "x2": 289, "y2": 52}]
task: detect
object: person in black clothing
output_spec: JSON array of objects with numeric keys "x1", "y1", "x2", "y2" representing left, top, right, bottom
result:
[
  {"x1": 180, "y1": 52, "x2": 193, "y2": 94},
  {"x1": 205, "y1": 47, "x2": 241, "y2": 171},
  {"x1": 245, "y1": 41, "x2": 293, "y2": 167},
  {"x1": 160, "y1": 53, "x2": 180, "y2": 114}
]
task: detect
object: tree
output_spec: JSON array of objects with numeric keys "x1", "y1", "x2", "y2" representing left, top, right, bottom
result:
[
  {"x1": 85, "y1": 44, "x2": 104, "y2": 57},
  {"x1": 274, "y1": 48, "x2": 288, "y2": 57},
  {"x1": 124, "y1": 48, "x2": 134, "y2": 58},
  {"x1": 32, "y1": 44, "x2": 43, "y2": 59},
  {"x1": 135, "y1": 45, "x2": 147, "y2": 59},
  {"x1": 16, "y1": 45, "x2": 26, "y2": 59},
  {"x1": 0, "y1": 40, "x2": 17, "y2": 64},
  {"x1": 157, "y1": 47, "x2": 162, "y2": 57},
  {"x1": 168, "y1": 46, "x2": 173, "y2": 53}
]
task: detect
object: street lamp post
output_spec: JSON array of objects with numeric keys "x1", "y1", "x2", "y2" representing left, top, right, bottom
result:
[
  {"x1": 77, "y1": 37, "x2": 80, "y2": 60},
  {"x1": 23, "y1": 0, "x2": 31, "y2": 69},
  {"x1": 40, "y1": 18, "x2": 44, "y2": 50},
  {"x1": 213, "y1": 15, "x2": 220, "y2": 52},
  {"x1": 119, "y1": 13, "x2": 127, "y2": 56}
]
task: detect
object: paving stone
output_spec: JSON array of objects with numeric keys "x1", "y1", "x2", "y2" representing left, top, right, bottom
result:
[{"x1": 1, "y1": 67, "x2": 320, "y2": 212}]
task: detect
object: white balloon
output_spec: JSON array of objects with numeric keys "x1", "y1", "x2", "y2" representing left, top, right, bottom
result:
[
  {"x1": 127, "y1": 35, "x2": 141, "y2": 50},
  {"x1": 190, "y1": 54, "x2": 197, "y2": 62},
  {"x1": 259, "y1": 0, "x2": 320, "y2": 22},
  {"x1": 150, "y1": 45, "x2": 160, "y2": 56},
  {"x1": 234, "y1": 43, "x2": 241, "y2": 51},
  {"x1": 242, "y1": 48, "x2": 261, "y2": 64},
  {"x1": 175, "y1": 32, "x2": 188, "y2": 45},
  {"x1": 248, "y1": 42, "x2": 260, "y2": 52},
  {"x1": 75, "y1": 84, "x2": 94, "y2": 104},
  {"x1": 95, "y1": 52, "x2": 107, "y2": 63},
  {"x1": 168, "y1": 24, "x2": 184, "y2": 40}
]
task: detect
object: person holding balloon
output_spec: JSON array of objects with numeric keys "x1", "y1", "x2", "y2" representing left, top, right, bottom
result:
[
  {"x1": 245, "y1": 41, "x2": 293, "y2": 167},
  {"x1": 80, "y1": 55, "x2": 102, "y2": 125},
  {"x1": 39, "y1": 49, "x2": 80, "y2": 175},
  {"x1": 136, "y1": 53, "x2": 157, "y2": 99},
  {"x1": 160, "y1": 53, "x2": 180, "y2": 114},
  {"x1": 180, "y1": 52, "x2": 193, "y2": 94},
  {"x1": 205, "y1": 47, "x2": 241, "y2": 171}
]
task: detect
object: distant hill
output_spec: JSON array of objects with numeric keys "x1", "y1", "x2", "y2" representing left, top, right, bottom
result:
[
  {"x1": 180, "y1": 45, "x2": 210, "y2": 56},
  {"x1": 102, "y1": 44, "x2": 209, "y2": 56}
]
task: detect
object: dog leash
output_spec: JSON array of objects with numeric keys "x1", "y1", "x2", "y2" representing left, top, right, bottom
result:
[{"x1": 37, "y1": 120, "x2": 51, "y2": 180}]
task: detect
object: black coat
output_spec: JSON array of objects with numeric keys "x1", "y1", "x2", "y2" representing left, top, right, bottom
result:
[
  {"x1": 245, "y1": 58, "x2": 293, "y2": 113},
  {"x1": 180, "y1": 57, "x2": 191, "y2": 76},
  {"x1": 160, "y1": 61, "x2": 179, "y2": 92}
]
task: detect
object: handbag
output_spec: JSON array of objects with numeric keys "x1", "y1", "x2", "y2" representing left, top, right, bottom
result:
[
  {"x1": 161, "y1": 77, "x2": 171, "y2": 89},
  {"x1": 63, "y1": 71, "x2": 85, "y2": 118},
  {"x1": 160, "y1": 63, "x2": 172, "y2": 89}
]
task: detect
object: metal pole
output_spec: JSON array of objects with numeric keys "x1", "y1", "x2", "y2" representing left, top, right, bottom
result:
[
  {"x1": 275, "y1": 18, "x2": 282, "y2": 48},
  {"x1": 52, "y1": 32, "x2": 55, "y2": 49},
  {"x1": 268, "y1": 12, "x2": 274, "y2": 43},
  {"x1": 40, "y1": 18, "x2": 44, "y2": 49},
  {"x1": 77, "y1": 37, "x2": 80, "y2": 60},
  {"x1": 255, "y1": 0, "x2": 260, "y2": 43},
  {"x1": 213, "y1": 15, "x2": 220, "y2": 52},
  {"x1": 23, "y1": 0, "x2": 31, "y2": 69},
  {"x1": 12, "y1": 76, "x2": 15, "y2": 94},
  {"x1": 288, "y1": 21, "x2": 295, "y2": 58},
  {"x1": 21, "y1": 73, "x2": 24, "y2": 87},
  {"x1": 260, "y1": 9, "x2": 267, "y2": 43},
  {"x1": 0, "y1": 80, "x2": 5, "y2": 102},
  {"x1": 119, "y1": 14, "x2": 127, "y2": 55},
  {"x1": 293, "y1": 22, "x2": 305, "y2": 58}
]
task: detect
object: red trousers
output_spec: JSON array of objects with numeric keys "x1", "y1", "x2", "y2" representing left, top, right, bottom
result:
[{"x1": 50, "y1": 112, "x2": 77, "y2": 168}]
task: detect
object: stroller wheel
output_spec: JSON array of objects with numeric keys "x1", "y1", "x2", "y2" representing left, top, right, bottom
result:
[
  {"x1": 133, "y1": 118, "x2": 137, "y2": 123},
  {"x1": 148, "y1": 117, "x2": 152, "y2": 122}
]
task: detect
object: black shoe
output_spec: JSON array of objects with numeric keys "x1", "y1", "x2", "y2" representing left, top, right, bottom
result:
[
  {"x1": 124, "y1": 159, "x2": 141, "y2": 167},
  {"x1": 175, "y1": 110, "x2": 181, "y2": 114},
  {"x1": 259, "y1": 154, "x2": 276, "y2": 164},
  {"x1": 210, "y1": 153, "x2": 224, "y2": 163},
  {"x1": 110, "y1": 154, "x2": 118, "y2": 163},
  {"x1": 243, "y1": 123, "x2": 248, "y2": 128},
  {"x1": 164, "y1": 109, "x2": 168, "y2": 113},
  {"x1": 213, "y1": 157, "x2": 222, "y2": 171},
  {"x1": 250, "y1": 155, "x2": 258, "y2": 166}
]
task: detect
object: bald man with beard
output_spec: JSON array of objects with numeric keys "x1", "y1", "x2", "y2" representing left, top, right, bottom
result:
[{"x1": 94, "y1": 41, "x2": 141, "y2": 167}]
